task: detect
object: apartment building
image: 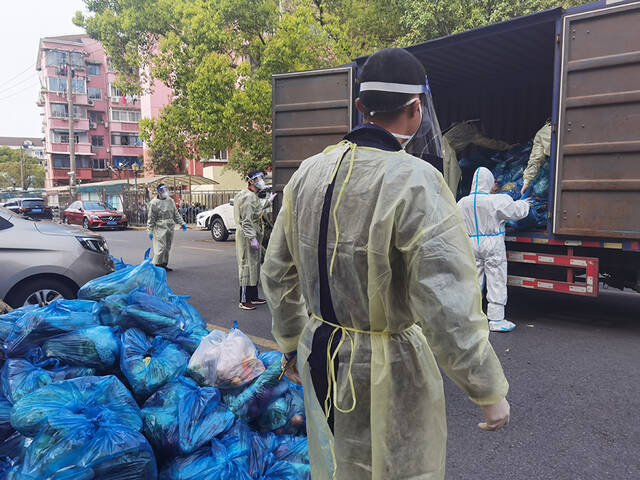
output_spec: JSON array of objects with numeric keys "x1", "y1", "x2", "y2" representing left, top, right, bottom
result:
[{"x1": 36, "y1": 35, "x2": 143, "y2": 188}]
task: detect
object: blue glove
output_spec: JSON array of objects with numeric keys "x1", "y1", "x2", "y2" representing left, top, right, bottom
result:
[
  {"x1": 148, "y1": 233, "x2": 153, "y2": 240},
  {"x1": 181, "y1": 224, "x2": 188, "y2": 232}
]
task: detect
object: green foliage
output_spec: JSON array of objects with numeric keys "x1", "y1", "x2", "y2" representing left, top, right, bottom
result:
[
  {"x1": 77, "y1": 0, "x2": 587, "y2": 175},
  {"x1": 0, "y1": 148, "x2": 45, "y2": 189}
]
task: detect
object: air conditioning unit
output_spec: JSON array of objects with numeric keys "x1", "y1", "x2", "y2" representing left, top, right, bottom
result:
[
  {"x1": 90, "y1": 122, "x2": 97, "y2": 129},
  {"x1": 88, "y1": 99, "x2": 94, "y2": 106},
  {"x1": 104, "y1": 122, "x2": 109, "y2": 128},
  {"x1": 106, "y1": 148, "x2": 110, "y2": 153}
]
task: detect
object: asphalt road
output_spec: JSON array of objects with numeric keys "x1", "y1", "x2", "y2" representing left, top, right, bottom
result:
[{"x1": 102, "y1": 228, "x2": 640, "y2": 480}]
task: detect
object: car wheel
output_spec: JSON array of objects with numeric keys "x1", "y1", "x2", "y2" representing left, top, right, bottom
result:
[
  {"x1": 83, "y1": 217, "x2": 90, "y2": 229},
  {"x1": 6, "y1": 277, "x2": 76, "y2": 308},
  {"x1": 211, "y1": 217, "x2": 229, "y2": 241}
]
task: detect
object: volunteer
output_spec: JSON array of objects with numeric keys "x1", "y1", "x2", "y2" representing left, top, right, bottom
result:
[
  {"x1": 234, "y1": 170, "x2": 276, "y2": 310},
  {"x1": 146, "y1": 183, "x2": 187, "y2": 272},
  {"x1": 262, "y1": 48, "x2": 511, "y2": 480},
  {"x1": 521, "y1": 122, "x2": 552, "y2": 194},
  {"x1": 458, "y1": 167, "x2": 530, "y2": 332}
]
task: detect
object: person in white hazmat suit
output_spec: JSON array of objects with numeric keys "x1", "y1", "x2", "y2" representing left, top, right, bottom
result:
[
  {"x1": 146, "y1": 183, "x2": 187, "y2": 271},
  {"x1": 262, "y1": 48, "x2": 511, "y2": 480},
  {"x1": 458, "y1": 167, "x2": 530, "y2": 332}
]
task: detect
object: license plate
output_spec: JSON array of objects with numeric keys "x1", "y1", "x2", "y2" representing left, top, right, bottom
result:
[
  {"x1": 31, "y1": 209, "x2": 42, "y2": 213},
  {"x1": 107, "y1": 221, "x2": 117, "y2": 225}
]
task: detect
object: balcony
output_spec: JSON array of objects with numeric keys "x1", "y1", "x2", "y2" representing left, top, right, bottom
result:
[
  {"x1": 48, "y1": 142, "x2": 94, "y2": 156},
  {"x1": 48, "y1": 117, "x2": 90, "y2": 131},
  {"x1": 49, "y1": 167, "x2": 94, "y2": 181},
  {"x1": 108, "y1": 121, "x2": 139, "y2": 132},
  {"x1": 110, "y1": 145, "x2": 143, "y2": 156}
]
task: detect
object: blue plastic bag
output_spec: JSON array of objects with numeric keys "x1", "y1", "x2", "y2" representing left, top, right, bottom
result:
[
  {"x1": 78, "y1": 260, "x2": 172, "y2": 301},
  {"x1": 119, "y1": 288, "x2": 185, "y2": 337},
  {"x1": 159, "y1": 439, "x2": 252, "y2": 480},
  {"x1": 142, "y1": 377, "x2": 235, "y2": 456},
  {"x1": 255, "y1": 387, "x2": 306, "y2": 435},
  {"x1": 98, "y1": 294, "x2": 130, "y2": 327},
  {"x1": 10, "y1": 375, "x2": 142, "y2": 437},
  {"x1": 0, "y1": 398, "x2": 12, "y2": 443},
  {"x1": 0, "y1": 306, "x2": 38, "y2": 343},
  {"x1": 110, "y1": 255, "x2": 130, "y2": 271},
  {"x1": 3, "y1": 300, "x2": 100, "y2": 357},
  {"x1": 42, "y1": 326, "x2": 119, "y2": 370},
  {"x1": 120, "y1": 328, "x2": 189, "y2": 401},
  {"x1": 168, "y1": 296, "x2": 207, "y2": 331},
  {"x1": 14, "y1": 410, "x2": 157, "y2": 480}
]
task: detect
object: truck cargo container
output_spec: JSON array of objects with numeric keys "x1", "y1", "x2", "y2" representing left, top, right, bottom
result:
[{"x1": 271, "y1": 0, "x2": 640, "y2": 297}]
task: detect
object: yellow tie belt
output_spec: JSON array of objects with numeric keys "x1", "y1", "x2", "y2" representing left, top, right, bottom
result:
[{"x1": 310, "y1": 313, "x2": 416, "y2": 479}]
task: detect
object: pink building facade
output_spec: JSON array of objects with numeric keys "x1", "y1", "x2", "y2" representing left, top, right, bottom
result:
[{"x1": 36, "y1": 35, "x2": 143, "y2": 188}]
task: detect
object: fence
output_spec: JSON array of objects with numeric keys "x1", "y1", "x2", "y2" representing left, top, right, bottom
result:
[
  {"x1": 46, "y1": 187, "x2": 239, "y2": 227},
  {"x1": 121, "y1": 189, "x2": 239, "y2": 226}
]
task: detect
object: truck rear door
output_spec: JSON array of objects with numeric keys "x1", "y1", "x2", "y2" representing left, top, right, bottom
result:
[
  {"x1": 553, "y1": 0, "x2": 640, "y2": 239},
  {"x1": 271, "y1": 66, "x2": 354, "y2": 201}
]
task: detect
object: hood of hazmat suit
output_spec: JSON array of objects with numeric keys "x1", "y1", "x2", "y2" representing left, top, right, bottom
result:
[
  {"x1": 262, "y1": 141, "x2": 509, "y2": 480},
  {"x1": 457, "y1": 167, "x2": 530, "y2": 321}
]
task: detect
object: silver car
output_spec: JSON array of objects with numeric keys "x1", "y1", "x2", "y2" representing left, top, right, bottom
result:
[{"x1": 0, "y1": 207, "x2": 114, "y2": 308}]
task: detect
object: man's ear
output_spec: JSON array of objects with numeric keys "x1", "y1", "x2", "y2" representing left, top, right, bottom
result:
[{"x1": 355, "y1": 98, "x2": 364, "y2": 114}]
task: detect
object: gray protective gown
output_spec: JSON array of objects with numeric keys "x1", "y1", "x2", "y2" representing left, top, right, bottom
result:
[
  {"x1": 234, "y1": 189, "x2": 264, "y2": 287},
  {"x1": 146, "y1": 197, "x2": 184, "y2": 266},
  {"x1": 262, "y1": 141, "x2": 509, "y2": 480}
]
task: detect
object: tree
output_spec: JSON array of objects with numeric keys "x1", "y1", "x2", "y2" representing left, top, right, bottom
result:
[
  {"x1": 75, "y1": 0, "x2": 587, "y2": 175},
  {"x1": 0, "y1": 147, "x2": 45, "y2": 189}
]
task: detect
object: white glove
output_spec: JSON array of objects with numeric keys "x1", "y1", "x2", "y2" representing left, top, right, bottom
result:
[
  {"x1": 478, "y1": 398, "x2": 510, "y2": 431},
  {"x1": 250, "y1": 238, "x2": 260, "y2": 250}
]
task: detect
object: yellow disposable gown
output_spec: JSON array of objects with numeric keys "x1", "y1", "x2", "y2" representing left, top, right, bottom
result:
[
  {"x1": 262, "y1": 140, "x2": 509, "y2": 480},
  {"x1": 146, "y1": 197, "x2": 184, "y2": 266},
  {"x1": 234, "y1": 189, "x2": 264, "y2": 287},
  {"x1": 441, "y1": 136, "x2": 461, "y2": 195},
  {"x1": 523, "y1": 123, "x2": 552, "y2": 183}
]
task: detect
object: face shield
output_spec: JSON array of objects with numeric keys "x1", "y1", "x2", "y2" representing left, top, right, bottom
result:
[
  {"x1": 248, "y1": 172, "x2": 267, "y2": 191},
  {"x1": 360, "y1": 76, "x2": 444, "y2": 162},
  {"x1": 157, "y1": 186, "x2": 169, "y2": 199}
]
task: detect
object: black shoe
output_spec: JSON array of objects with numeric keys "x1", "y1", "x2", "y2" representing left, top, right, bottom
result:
[{"x1": 162, "y1": 266, "x2": 173, "y2": 272}]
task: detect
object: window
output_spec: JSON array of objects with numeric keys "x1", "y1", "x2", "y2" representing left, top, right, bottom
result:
[
  {"x1": 91, "y1": 136, "x2": 104, "y2": 147},
  {"x1": 111, "y1": 133, "x2": 141, "y2": 146},
  {"x1": 51, "y1": 103, "x2": 68, "y2": 117},
  {"x1": 48, "y1": 77, "x2": 66, "y2": 92},
  {"x1": 47, "y1": 77, "x2": 85, "y2": 93},
  {"x1": 53, "y1": 154, "x2": 70, "y2": 168},
  {"x1": 45, "y1": 51, "x2": 66, "y2": 67},
  {"x1": 89, "y1": 111, "x2": 103, "y2": 123},
  {"x1": 0, "y1": 217, "x2": 13, "y2": 231},
  {"x1": 92, "y1": 159, "x2": 106, "y2": 170},
  {"x1": 110, "y1": 84, "x2": 124, "y2": 101},
  {"x1": 87, "y1": 64, "x2": 101, "y2": 76},
  {"x1": 218, "y1": 149, "x2": 228, "y2": 161},
  {"x1": 53, "y1": 131, "x2": 87, "y2": 144},
  {"x1": 110, "y1": 109, "x2": 141, "y2": 123},
  {"x1": 88, "y1": 88, "x2": 102, "y2": 100}
]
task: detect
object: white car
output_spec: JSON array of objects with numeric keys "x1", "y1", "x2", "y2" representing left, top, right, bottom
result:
[{"x1": 196, "y1": 202, "x2": 236, "y2": 241}]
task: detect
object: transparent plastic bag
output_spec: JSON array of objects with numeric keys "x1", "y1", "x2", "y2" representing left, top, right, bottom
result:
[
  {"x1": 120, "y1": 329, "x2": 189, "y2": 402},
  {"x1": 42, "y1": 326, "x2": 119, "y2": 371},
  {"x1": 188, "y1": 328, "x2": 264, "y2": 389},
  {"x1": 10, "y1": 375, "x2": 142, "y2": 437}
]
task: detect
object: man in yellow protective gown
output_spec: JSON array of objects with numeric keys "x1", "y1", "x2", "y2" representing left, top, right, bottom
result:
[{"x1": 262, "y1": 48, "x2": 511, "y2": 480}]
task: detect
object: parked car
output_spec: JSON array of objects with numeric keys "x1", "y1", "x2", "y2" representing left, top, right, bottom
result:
[
  {"x1": 196, "y1": 201, "x2": 236, "y2": 241},
  {"x1": 3, "y1": 197, "x2": 53, "y2": 221},
  {"x1": 0, "y1": 206, "x2": 114, "y2": 308},
  {"x1": 62, "y1": 200, "x2": 128, "y2": 230}
]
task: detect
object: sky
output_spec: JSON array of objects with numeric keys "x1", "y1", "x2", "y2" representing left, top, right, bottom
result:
[{"x1": 0, "y1": 0, "x2": 87, "y2": 138}]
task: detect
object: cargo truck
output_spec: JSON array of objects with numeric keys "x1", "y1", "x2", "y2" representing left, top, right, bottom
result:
[{"x1": 271, "y1": 0, "x2": 640, "y2": 297}]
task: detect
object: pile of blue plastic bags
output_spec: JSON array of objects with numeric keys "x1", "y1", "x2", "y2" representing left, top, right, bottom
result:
[
  {"x1": 0, "y1": 260, "x2": 310, "y2": 480},
  {"x1": 458, "y1": 138, "x2": 550, "y2": 231}
]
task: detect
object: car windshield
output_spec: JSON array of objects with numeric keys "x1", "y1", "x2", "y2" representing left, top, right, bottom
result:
[
  {"x1": 84, "y1": 202, "x2": 115, "y2": 211},
  {"x1": 22, "y1": 199, "x2": 44, "y2": 208}
]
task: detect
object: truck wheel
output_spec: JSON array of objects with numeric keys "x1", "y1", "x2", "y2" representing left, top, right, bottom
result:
[
  {"x1": 211, "y1": 217, "x2": 229, "y2": 242},
  {"x1": 5, "y1": 277, "x2": 76, "y2": 308}
]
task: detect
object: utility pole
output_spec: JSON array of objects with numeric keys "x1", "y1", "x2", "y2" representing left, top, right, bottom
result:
[
  {"x1": 19, "y1": 147, "x2": 24, "y2": 190},
  {"x1": 67, "y1": 61, "x2": 76, "y2": 190}
]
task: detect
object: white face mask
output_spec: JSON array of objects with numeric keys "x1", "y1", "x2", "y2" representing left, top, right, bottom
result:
[
  {"x1": 253, "y1": 177, "x2": 267, "y2": 191},
  {"x1": 389, "y1": 98, "x2": 423, "y2": 148},
  {"x1": 159, "y1": 190, "x2": 169, "y2": 199}
]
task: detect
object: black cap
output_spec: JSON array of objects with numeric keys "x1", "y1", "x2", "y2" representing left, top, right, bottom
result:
[{"x1": 358, "y1": 48, "x2": 425, "y2": 117}]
